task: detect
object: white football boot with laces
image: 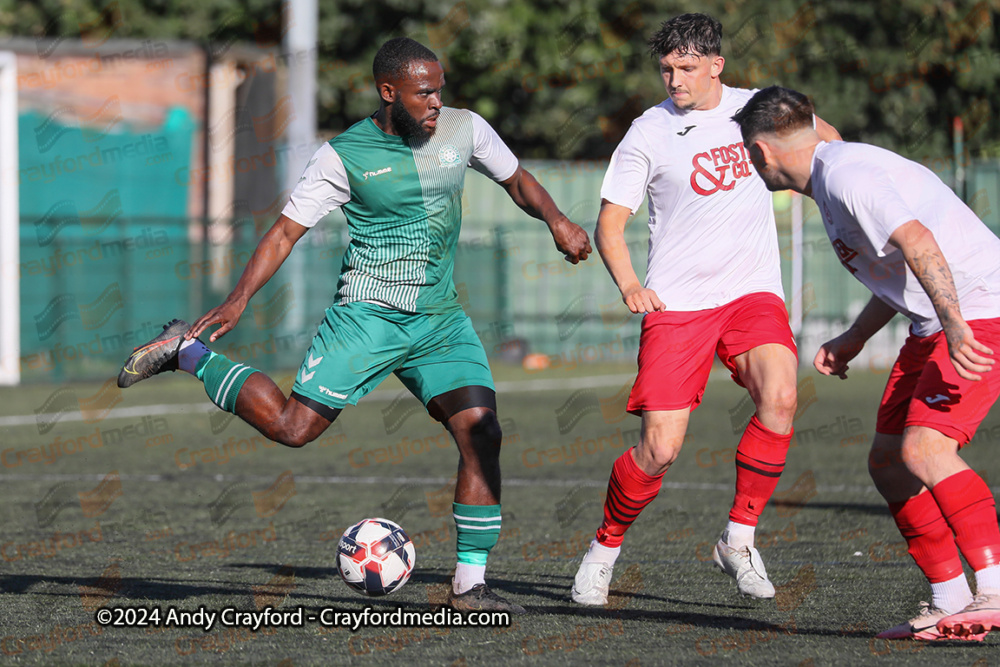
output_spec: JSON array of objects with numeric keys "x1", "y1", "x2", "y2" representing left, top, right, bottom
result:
[
  {"x1": 712, "y1": 539, "x2": 776, "y2": 599},
  {"x1": 572, "y1": 560, "x2": 614, "y2": 605}
]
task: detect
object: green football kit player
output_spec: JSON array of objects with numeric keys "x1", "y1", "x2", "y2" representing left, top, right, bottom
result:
[{"x1": 118, "y1": 37, "x2": 592, "y2": 613}]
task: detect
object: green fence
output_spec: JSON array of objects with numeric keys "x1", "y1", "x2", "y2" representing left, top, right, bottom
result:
[
  {"x1": 17, "y1": 105, "x2": 198, "y2": 383},
  {"x1": 16, "y1": 156, "x2": 1000, "y2": 383}
]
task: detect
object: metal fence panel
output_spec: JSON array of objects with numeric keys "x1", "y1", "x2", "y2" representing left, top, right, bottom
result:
[{"x1": 17, "y1": 159, "x2": 1000, "y2": 383}]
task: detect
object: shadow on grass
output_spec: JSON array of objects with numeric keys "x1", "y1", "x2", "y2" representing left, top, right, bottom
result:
[
  {"x1": 465, "y1": 574, "x2": 889, "y2": 639},
  {"x1": 0, "y1": 573, "x2": 246, "y2": 600},
  {"x1": 771, "y1": 500, "x2": 890, "y2": 516},
  {"x1": 224, "y1": 563, "x2": 449, "y2": 586},
  {"x1": 0, "y1": 563, "x2": 464, "y2": 606},
  {"x1": 0, "y1": 570, "x2": 336, "y2": 604}
]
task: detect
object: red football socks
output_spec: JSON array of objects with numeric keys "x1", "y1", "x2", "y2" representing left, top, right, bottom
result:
[
  {"x1": 595, "y1": 448, "x2": 664, "y2": 548},
  {"x1": 888, "y1": 490, "x2": 964, "y2": 583},
  {"x1": 728, "y1": 415, "x2": 790, "y2": 526},
  {"x1": 931, "y1": 469, "x2": 1000, "y2": 572}
]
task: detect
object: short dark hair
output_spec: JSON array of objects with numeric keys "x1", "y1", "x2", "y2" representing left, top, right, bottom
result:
[
  {"x1": 373, "y1": 37, "x2": 438, "y2": 81},
  {"x1": 732, "y1": 86, "x2": 815, "y2": 144},
  {"x1": 647, "y1": 13, "x2": 723, "y2": 59}
]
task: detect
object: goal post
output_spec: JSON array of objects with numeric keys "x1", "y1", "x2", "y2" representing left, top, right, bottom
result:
[{"x1": 0, "y1": 51, "x2": 19, "y2": 385}]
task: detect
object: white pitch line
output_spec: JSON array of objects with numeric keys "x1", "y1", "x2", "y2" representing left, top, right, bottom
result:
[
  {"x1": 0, "y1": 471, "x2": 897, "y2": 495},
  {"x1": 0, "y1": 402, "x2": 215, "y2": 427},
  {"x1": 0, "y1": 373, "x2": 640, "y2": 428}
]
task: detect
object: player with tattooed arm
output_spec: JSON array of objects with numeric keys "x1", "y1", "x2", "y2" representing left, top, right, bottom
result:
[{"x1": 735, "y1": 85, "x2": 1000, "y2": 641}]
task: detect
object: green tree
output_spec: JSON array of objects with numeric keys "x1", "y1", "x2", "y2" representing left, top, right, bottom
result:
[{"x1": 4, "y1": 0, "x2": 999, "y2": 163}]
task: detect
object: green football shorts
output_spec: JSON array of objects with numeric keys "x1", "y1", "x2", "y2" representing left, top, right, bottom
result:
[{"x1": 291, "y1": 302, "x2": 495, "y2": 411}]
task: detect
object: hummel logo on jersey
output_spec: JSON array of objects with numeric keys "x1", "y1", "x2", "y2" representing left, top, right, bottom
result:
[
  {"x1": 677, "y1": 125, "x2": 696, "y2": 136},
  {"x1": 363, "y1": 167, "x2": 392, "y2": 180},
  {"x1": 925, "y1": 394, "x2": 950, "y2": 404}
]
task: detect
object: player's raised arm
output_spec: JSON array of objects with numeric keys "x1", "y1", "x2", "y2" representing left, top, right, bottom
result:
[
  {"x1": 466, "y1": 110, "x2": 589, "y2": 264},
  {"x1": 497, "y1": 166, "x2": 591, "y2": 264},
  {"x1": 888, "y1": 219, "x2": 995, "y2": 380},
  {"x1": 187, "y1": 215, "x2": 309, "y2": 342},
  {"x1": 595, "y1": 199, "x2": 663, "y2": 314}
]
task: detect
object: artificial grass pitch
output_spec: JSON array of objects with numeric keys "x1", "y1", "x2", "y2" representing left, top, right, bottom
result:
[{"x1": 1, "y1": 366, "x2": 998, "y2": 664}]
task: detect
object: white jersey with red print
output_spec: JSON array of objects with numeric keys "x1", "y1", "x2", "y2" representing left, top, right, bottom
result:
[
  {"x1": 600, "y1": 85, "x2": 782, "y2": 310},
  {"x1": 811, "y1": 140, "x2": 1000, "y2": 337}
]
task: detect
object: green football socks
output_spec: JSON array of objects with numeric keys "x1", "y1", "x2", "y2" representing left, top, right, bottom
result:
[
  {"x1": 453, "y1": 502, "x2": 502, "y2": 566},
  {"x1": 195, "y1": 352, "x2": 259, "y2": 413}
]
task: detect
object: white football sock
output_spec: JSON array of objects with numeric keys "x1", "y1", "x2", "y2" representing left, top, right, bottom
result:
[
  {"x1": 722, "y1": 521, "x2": 756, "y2": 549},
  {"x1": 583, "y1": 539, "x2": 621, "y2": 566},
  {"x1": 975, "y1": 564, "x2": 1000, "y2": 595},
  {"x1": 453, "y1": 563, "x2": 486, "y2": 595},
  {"x1": 178, "y1": 338, "x2": 211, "y2": 375},
  {"x1": 931, "y1": 573, "x2": 974, "y2": 613}
]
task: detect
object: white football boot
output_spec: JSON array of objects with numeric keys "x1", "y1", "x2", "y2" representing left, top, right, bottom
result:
[
  {"x1": 571, "y1": 560, "x2": 614, "y2": 605},
  {"x1": 712, "y1": 539, "x2": 776, "y2": 599}
]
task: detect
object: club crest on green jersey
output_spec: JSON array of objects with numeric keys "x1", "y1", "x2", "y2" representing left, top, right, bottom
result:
[{"x1": 438, "y1": 144, "x2": 462, "y2": 169}]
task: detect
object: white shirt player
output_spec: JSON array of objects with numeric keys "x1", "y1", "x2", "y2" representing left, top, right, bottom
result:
[
  {"x1": 811, "y1": 140, "x2": 1000, "y2": 337},
  {"x1": 601, "y1": 85, "x2": 783, "y2": 311}
]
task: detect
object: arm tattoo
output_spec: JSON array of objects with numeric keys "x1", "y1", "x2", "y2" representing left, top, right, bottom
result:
[{"x1": 907, "y1": 247, "x2": 963, "y2": 335}]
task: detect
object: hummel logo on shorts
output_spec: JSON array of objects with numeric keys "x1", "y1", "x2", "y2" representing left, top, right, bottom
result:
[
  {"x1": 925, "y1": 394, "x2": 950, "y2": 404},
  {"x1": 320, "y1": 386, "x2": 348, "y2": 399}
]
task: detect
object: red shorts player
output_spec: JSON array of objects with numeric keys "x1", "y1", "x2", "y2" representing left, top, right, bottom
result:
[
  {"x1": 571, "y1": 13, "x2": 839, "y2": 605},
  {"x1": 735, "y1": 86, "x2": 1000, "y2": 640}
]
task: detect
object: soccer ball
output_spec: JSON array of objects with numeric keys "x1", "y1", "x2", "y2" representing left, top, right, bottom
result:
[{"x1": 336, "y1": 518, "x2": 415, "y2": 596}]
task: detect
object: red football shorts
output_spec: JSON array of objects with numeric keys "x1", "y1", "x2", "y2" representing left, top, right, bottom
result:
[
  {"x1": 876, "y1": 317, "x2": 1000, "y2": 445},
  {"x1": 626, "y1": 292, "x2": 797, "y2": 415}
]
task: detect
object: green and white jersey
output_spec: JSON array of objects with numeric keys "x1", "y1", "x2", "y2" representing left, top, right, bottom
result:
[{"x1": 283, "y1": 107, "x2": 519, "y2": 313}]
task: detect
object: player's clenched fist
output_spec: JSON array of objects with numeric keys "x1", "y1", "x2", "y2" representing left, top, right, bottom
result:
[
  {"x1": 813, "y1": 331, "x2": 864, "y2": 379},
  {"x1": 550, "y1": 218, "x2": 592, "y2": 264},
  {"x1": 621, "y1": 284, "x2": 665, "y2": 314}
]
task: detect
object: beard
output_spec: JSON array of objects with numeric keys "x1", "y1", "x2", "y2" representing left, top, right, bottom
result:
[
  {"x1": 670, "y1": 90, "x2": 701, "y2": 111},
  {"x1": 755, "y1": 165, "x2": 784, "y2": 192},
  {"x1": 390, "y1": 101, "x2": 434, "y2": 143}
]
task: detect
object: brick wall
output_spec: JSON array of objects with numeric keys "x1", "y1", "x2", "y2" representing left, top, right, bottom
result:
[{"x1": 14, "y1": 40, "x2": 207, "y2": 217}]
